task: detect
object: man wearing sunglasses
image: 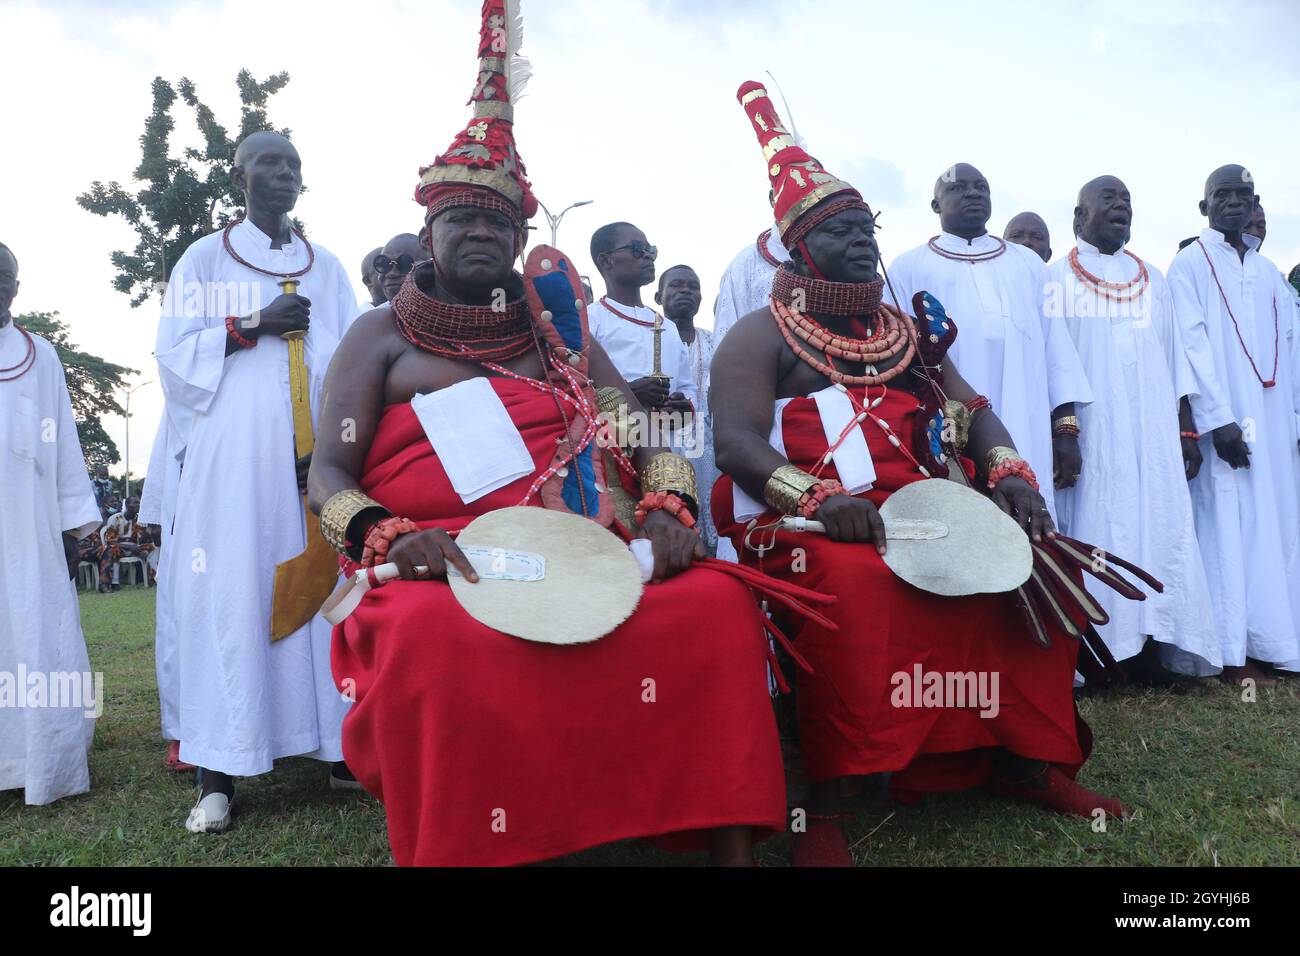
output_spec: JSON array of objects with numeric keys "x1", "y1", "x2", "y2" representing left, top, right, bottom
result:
[
  {"x1": 373, "y1": 233, "x2": 426, "y2": 304},
  {"x1": 587, "y1": 222, "x2": 696, "y2": 425}
]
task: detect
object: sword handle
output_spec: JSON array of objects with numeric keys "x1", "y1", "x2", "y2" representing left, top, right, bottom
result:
[{"x1": 279, "y1": 279, "x2": 306, "y2": 341}]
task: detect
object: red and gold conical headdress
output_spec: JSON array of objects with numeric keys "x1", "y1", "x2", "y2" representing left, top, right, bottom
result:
[
  {"x1": 736, "y1": 80, "x2": 869, "y2": 246},
  {"x1": 416, "y1": 0, "x2": 538, "y2": 230}
]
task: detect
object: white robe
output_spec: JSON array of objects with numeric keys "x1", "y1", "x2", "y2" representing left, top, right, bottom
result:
[
  {"x1": 683, "y1": 326, "x2": 718, "y2": 551},
  {"x1": 138, "y1": 412, "x2": 183, "y2": 739},
  {"x1": 587, "y1": 296, "x2": 700, "y2": 459},
  {"x1": 1048, "y1": 241, "x2": 1219, "y2": 674},
  {"x1": 0, "y1": 321, "x2": 102, "y2": 804},
  {"x1": 886, "y1": 232, "x2": 1094, "y2": 521},
  {"x1": 155, "y1": 219, "x2": 358, "y2": 775},
  {"x1": 712, "y1": 224, "x2": 787, "y2": 344},
  {"x1": 1167, "y1": 228, "x2": 1300, "y2": 670}
]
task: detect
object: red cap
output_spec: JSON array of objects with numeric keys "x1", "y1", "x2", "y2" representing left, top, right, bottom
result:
[{"x1": 736, "y1": 80, "x2": 868, "y2": 245}]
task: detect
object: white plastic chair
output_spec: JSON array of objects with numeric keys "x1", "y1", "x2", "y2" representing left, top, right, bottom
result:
[
  {"x1": 118, "y1": 556, "x2": 146, "y2": 587},
  {"x1": 77, "y1": 561, "x2": 99, "y2": 591}
]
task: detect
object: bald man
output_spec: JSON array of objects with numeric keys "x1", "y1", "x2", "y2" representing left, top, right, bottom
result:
[
  {"x1": 1167, "y1": 164, "x2": 1300, "y2": 683},
  {"x1": 372, "y1": 233, "x2": 425, "y2": 304},
  {"x1": 1004, "y1": 211, "x2": 1052, "y2": 263},
  {"x1": 886, "y1": 163, "x2": 1092, "y2": 522},
  {"x1": 360, "y1": 246, "x2": 384, "y2": 307},
  {"x1": 1047, "y1": 175, "x2": 1219, "y2": 680},
  {"x1": 155, "y1": 130, "x2": 360, "y2": 832}
]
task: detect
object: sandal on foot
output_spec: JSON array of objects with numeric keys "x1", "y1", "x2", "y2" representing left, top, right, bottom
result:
[{"x1": 185, "y1": 791, "x2": 234, "y2": 833}]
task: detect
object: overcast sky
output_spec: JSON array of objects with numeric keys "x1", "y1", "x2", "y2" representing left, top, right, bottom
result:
[{"x1": 3, "y1": 0, "x2": 1297, "y2": 478}]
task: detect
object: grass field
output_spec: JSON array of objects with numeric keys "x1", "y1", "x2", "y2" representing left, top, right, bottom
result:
[{"x1": 2, "y1": 587, "x2": 1297, "y2": 866}]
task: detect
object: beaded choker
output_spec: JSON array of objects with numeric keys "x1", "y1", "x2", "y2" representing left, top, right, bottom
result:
[
  {"x1": 1068, "y1": 247, "x2": 1149, "y2": 302},
  {"x1": 770, "y1": 297, "x2": 916, "y2": 387},
  {"x1": 221, "y1": 218, "x2": 315, "y2": 279},
  {"x1": 756, "y1": 228, "x2": 782, "y2": 268},
  {"x1": 390, "y1": 265, "x2": 534, "y2": 362},
  {"x1": 770, "y1": 263, "x2": 884, "y2": 316},
  {"x1": 927, "y1": 234, "x2": 1006, "y2": 263}
]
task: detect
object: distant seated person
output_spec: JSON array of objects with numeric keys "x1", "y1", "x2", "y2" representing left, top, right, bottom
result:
[{"x1": 97, "y1": 496, "x2": 155, "y2": 591}]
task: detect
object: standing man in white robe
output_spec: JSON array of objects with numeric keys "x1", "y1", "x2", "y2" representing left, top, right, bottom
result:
[
  {"x1": 713, "y1": 222, "x2": 787, "y2": 344},
  {"x1": 885, "y1": 163, "x2": 1093, "y2": 521},
  {"x1": 0, "y1": 241, "x2": 103, "y2": 805},
  {"x1": 1167, "y1": 164, "x2": 1300, "y2": 683},
  {"x1": 655, "y1": 264, "x2": 717, "y2": 552},
  {"x1": 1048, "y1": 176, "x2": 1219, "y2": 678},
  {"x1": 138, "y1": 411, "x2": 189, "y2": 770},
  {"x1": 587, "y1": 222, "x2": 698, "y2": 451},
  {"x1": 155, "y1": 132, "x2": 358, "y2": 832}
]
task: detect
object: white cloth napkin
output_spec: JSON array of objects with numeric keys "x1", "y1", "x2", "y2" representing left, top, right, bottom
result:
[
  {"x1": 411, "y1": 378, "x2": 536, "y2": 504},
  {"x1": 810, "y1": 385, "x2": 876, "y2": 495}
]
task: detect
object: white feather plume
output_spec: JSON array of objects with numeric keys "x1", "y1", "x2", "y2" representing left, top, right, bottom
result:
[
  {"x1": 504, "y1": 0, "x2": 532, "y2": 103},
  {"x1": 765, "y1": 70, "x2": 805, "y2": 149}
]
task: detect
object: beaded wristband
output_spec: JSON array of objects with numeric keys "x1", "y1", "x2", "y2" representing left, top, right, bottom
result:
[
  {"x1": 635, "y1": 491, "x2": 697, "y2": 529},
  {"x1": 798, "y1": 479, "x2": 846, "y2": 518},
  {"x1": 225, "y1": 315, "x2": 256, "y2": 349},
  {"x1": 361, "y1": 516, "x2": 421, "y2": 568},
  {"x1": 1180, "y1": 430, "x2": 1200, "y2": 441},
  {"x1": 987, "y1": 458, "x2": 1040, "y2": 491}
]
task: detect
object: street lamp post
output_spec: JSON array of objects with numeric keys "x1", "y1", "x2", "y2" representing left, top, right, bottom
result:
[
  {"x1": 122, "y1": 380, "x2": 152, "y2": 500},
  {"x1": 536, "y1": 199, "x2": 593, "y2": 248}
]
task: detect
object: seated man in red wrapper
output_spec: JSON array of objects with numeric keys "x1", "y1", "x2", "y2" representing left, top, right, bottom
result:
[
  {"x1": 306, "y1": 5, "x2": 789, "y2": 867},
  {"x1": 711, "y1": 81, "x2": 1127, "y2": 867}
]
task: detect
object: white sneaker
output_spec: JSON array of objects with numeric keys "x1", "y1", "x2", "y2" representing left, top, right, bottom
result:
[{"x1": 185, "y1": 791, "x2": 234, "y2": 833}]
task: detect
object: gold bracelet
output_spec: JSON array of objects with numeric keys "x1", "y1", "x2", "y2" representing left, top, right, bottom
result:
[
  {"x1": 319, "y1": 489, "x2": 389, "y2": 557},
  {"x1": 641, "y1": 452, "x2": 699, "y2": 508},
  {"x1": 942, "y1": 400, "x2": 972, "y2": 455},
  {"x1": 763, "y1": 464, "x2": 821, "y2": 515},
  {"x1": 983, "y1": 445, "x2": 1023, "y2": 476},
  {"x1": 596, "y1": 386, "x2": 632, "y2": 449},
  {"x1": 1052, "y1": 414, "x2": 1080, "y2": 435}
]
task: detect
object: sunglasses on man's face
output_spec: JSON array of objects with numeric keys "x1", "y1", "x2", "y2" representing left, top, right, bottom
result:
[
  {"x1": 610, "y1": 240, "x2": 658, "y2": 261},
  {"x1": 373, "y1": 253, "x2": 417, "y2": 276}
]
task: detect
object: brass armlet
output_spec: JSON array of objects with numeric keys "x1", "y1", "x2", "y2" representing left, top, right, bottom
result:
[
  {"x1": 763, "y1": 464, "x2": 821, "y2": 516},
  {"x1": 640, "y1": 452, "x2": 699, "y2": 515},
  {"x1": 319, "y1": 489, "x2": 389, "y2": 560}
]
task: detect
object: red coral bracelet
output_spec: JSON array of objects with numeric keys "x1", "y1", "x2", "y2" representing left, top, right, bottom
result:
[
  {"x1": 635, "y1": 491, "x2": 697, "y2": 529},
  {"x1": 988, "y1": 458, "x2": 1040, "y2": 491},
  {"x1": 964, "y1": 395, "x2": 991, "y2": 414},
  {"x1": 225, "y1": 315, "x2": 256, "y2": 349},
  {"x1": 798, "y1": 479, "x2": 846, "y2": 518},
  {"x1": 1180, "y1": 431, "x2": 1200, "y2": 441},
  {"x1": 361, "y1": 516, "x2": 421, "y2": 567}
]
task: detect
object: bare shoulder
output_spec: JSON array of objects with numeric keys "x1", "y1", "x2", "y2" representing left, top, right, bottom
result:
[
  {"x1": 341, "y1": 305, "x2": 404, "y2": 359},
  {"x1": 715, "y1": 306, "x2": 783, "y2": 365}
]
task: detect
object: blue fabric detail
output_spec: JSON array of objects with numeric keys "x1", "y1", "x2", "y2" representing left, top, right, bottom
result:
[
  {"x1": 532, "y1": 270, "x2": 584, "y2": 352},
  {"x1": 562, "y1": 444, "x2": 599, "y2": 515},
  {"x1": 926, "y1": 412, "x2": 945, "y2": 460}
]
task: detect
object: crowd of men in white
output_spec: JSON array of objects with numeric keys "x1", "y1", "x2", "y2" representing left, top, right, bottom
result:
[{"x1": 1, "y1": 157, "x2": 1296, "y2": 825}]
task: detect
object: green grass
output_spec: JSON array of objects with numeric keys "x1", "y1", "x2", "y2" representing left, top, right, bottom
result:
[{"x1": 2, "y1": 588, "x2": 1297, "y2": 866}]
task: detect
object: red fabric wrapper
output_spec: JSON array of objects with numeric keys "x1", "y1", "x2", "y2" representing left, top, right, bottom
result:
[
  {"x1": 333, "y1": 378, "x2": 785, "y2": 866},
  {"x1": 713, "y1": 388, "x2": 1091, "y2": 796}
]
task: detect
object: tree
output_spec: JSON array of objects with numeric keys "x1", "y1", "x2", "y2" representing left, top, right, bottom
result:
[
  {"x1": 77, "y1": 70, "x2": 296, "y2": 307},
  {"x1": 17, "y1": 312, "x2": 136, "y2": 469}
]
